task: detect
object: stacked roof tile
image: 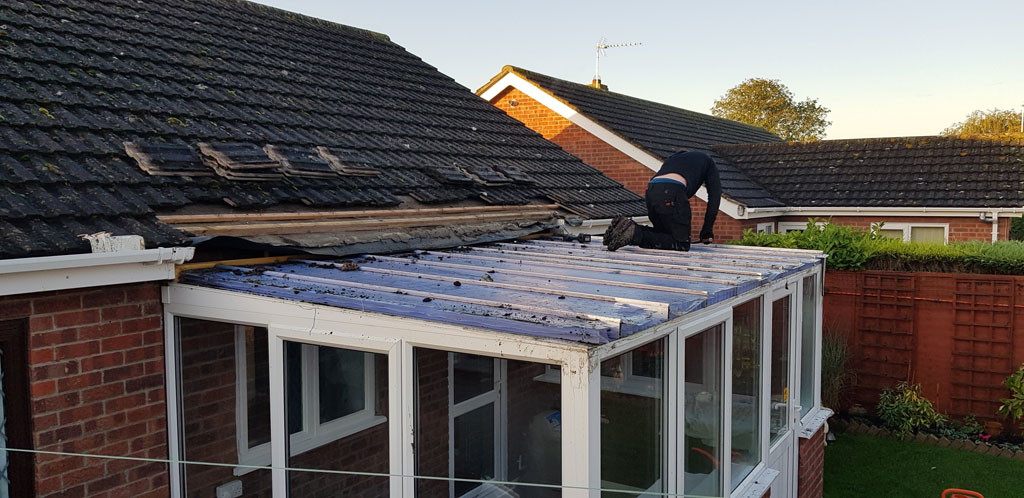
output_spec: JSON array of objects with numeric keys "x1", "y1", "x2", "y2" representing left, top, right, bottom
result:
[
  {"x1": 714, "y1": 137, "x2": 1024, "y2": 207},
  {"x1": 0, "y1": 0, "x2": 644, "y2": 259},
  {"x1": 491, "y1": 67, "x2": 786, "y2": 208}
]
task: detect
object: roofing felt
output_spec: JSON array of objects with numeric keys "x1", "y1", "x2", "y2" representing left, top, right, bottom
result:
[
  {"x1": 714, "y1": 136, "x2": 1024, "y2": 208},
  {"x1": 492, "y1": 67, "x2": 786, "y2": 208},
  {"x1": 0, "y1": 0, "x2": 644, "y2": 260},
  {"x1": 180, "y1": 240, "x2": 823, "y2": 345}
]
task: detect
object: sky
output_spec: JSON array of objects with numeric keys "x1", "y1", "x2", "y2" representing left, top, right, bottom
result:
[{"x1": 254, "y1": 0, "x2": 1024, "y2": 140}]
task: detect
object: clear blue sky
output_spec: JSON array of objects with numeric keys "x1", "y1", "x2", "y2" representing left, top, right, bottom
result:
[{"x1": 255, "y1": 0, "x2": 1023, "y2": 140}]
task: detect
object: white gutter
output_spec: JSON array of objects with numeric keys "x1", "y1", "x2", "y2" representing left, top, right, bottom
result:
[
  {"x1": 742, "y1": 205, "x2": 1024, "y2": 220},
  {"x1": 0, "y1": 247, "x2": 195, "y2": 296}
]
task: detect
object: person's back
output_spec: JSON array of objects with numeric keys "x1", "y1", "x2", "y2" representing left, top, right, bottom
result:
[{"x1": 604, "y1": 150, "x2": 721, "y2": 251}]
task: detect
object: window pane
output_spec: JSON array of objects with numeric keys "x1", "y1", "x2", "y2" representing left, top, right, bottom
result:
[
  {"x1": 453, "y1": 404, "x2": 496, "y2": 496},
  {"x1": 178, "y1": 318, "x2": 272, "y2": 496},
  {"x1": 319, "y1": 346, "x2": 367, "y2": 423},
  {"x1": 286, "y1": 341, "x2": 303, "y2": 435},
  {"x1": 244, "y1": 327, "x2": 271, "y2": 448},
  {"x1": 602, "y1": 339, "x2": 664, "y2": 497},
  {"x1": 452, "y1": 353, "x2": 494, "y2": 404},
  {"x1": 879, "y1": 228, "x2": 904, "y2": 240},
  {"x1": 770, "y1": 296, "x2": 791, "y2": 443},
  {"x1": 731, "y1": 298, "x2": 762, "y2": 489},
  {"x1": 800, "y1": 276, "x2": 817, "y2": 418},
  {"x1": 684, "y1": 325, "x2": 723, "y2": 497},
  {"x1": 289, "y1": 345, "x2": 389, "y2": 496},
  {"x1": 910, "y1": 226, "x2": 945, "y2": 243}
]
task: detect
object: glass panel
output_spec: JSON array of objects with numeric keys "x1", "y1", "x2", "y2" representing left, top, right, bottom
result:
[
  {"x1": 800, "y1": 276, "x2": 818, "y2": 418},
  {"x1": 319, "y1": 346, "x2": 367, "y2": 423},
  {"x1": 601, "y1": 339, "x2": 664, "y2": 497},
  {"x1": 454, "y1": 404, "x2": 496, "y2": 496},
  {"x1": 600, "y1": 353, "x2": 623, "y2": 378},
  {"x1": 770, "y1": 297, "x2": 791, "y2": 443},
  {"x1": 288, "y1": 345, "x2": 389, "y2": 496},
  {"x1": 731, "y1": 298, "x2": 762, "y2": 489},
  {"x1": 910, "y1": 226, "x2": 945, "y2": 243},
  {"x1": 178, "y1": 318, "x2": 272, "y2": 496},
  {"x1": 244, "y1": 327, "x2": 271, "y2": 448},
  {"x1": 286, "y1": 341, "x2": 303, "y2": 436},
  {"x1": 631, "y1": 341, "x2": 663, "y2": 379},
  {"x1": 879, "y1": 228, "x2": 904, "y2": 240},
  {"x1": 684, "y1": 325, "x2": 723, "y2": 497},
  {"x1": 452, "y1": 353, "x2": 495, "y2": 404}
]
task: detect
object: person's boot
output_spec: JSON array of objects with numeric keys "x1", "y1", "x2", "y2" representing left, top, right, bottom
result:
[{"x1": 606, "y1": 219, "x2": 638, "y2": 251}]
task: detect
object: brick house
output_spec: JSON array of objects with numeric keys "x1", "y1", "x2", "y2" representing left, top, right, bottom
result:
[
  {"x1": 478, "y1": 67, "x2": 1024, "y2": 242},
  {"x1": 0, "y1": 2, "x2": 828, "y2": 498}
]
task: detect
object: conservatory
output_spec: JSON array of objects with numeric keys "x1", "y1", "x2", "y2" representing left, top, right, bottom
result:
[{"x1": 163, "y1": 239, "x2": 828, "y2": 498}]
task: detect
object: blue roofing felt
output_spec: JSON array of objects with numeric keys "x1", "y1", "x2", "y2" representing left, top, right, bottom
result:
[{"x1": 179, "y1": 240, "x2": 823, "y2": 345}]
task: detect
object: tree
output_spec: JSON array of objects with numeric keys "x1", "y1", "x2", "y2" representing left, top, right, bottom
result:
[
  {"x1": 711, "y1": 78, "x2": 831, "y2": 142},
  {"x1": 942, "y1": 108, "x2": 1024, "y2": 137}
]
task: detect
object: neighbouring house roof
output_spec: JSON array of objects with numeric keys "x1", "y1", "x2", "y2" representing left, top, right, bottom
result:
[
  {"x1": 714, "y1": 136, "x2": 1024, "y2": 208},
  {"x1": 478, "y1": 66, "x2": 786, "y2": 208},
  {"x1": 0, "y1": 1, "x2": 644, "y2": 260},
  {"x1": 180, "y1": 240, "x2": 822, "y2": 344}
]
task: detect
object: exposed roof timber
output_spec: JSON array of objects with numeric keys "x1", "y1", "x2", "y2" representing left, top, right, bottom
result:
[
  {"x1": 176, "y1": 209, "x2": 559, "y2": 236},
  {"x1": 158, "y1": 204, "x2": 563, "y2": 224}
]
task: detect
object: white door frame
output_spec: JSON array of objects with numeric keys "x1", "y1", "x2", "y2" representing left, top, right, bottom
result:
[{"x1": 765, "y1": 282, "x2": 799, "y2": 498}]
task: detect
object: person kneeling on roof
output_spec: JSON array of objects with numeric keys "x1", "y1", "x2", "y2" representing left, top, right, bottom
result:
[{"x1": 604, "y1": 150, "x2": 721, "y2": 252}]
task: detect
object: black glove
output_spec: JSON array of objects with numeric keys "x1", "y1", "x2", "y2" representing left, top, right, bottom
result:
[{"x1": 699, "y1": 229, "x2": 714, "y2": 243}]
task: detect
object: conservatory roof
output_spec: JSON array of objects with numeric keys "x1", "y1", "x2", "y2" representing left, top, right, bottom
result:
[{"x1": 179, "y1": 239, "x2": 823, "y2": 345}]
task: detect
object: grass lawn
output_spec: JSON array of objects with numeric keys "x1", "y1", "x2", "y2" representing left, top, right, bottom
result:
[{"x1": 824, "y1": 432, "x2": 1024, "y2": 498}]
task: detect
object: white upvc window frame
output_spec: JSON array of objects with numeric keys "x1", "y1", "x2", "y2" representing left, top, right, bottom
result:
[
  {"x1": 777, "y1": 221, "x2": 825, "y2": 233},
  {"x1": 448, "y1": 354, "x2": 508, "y2": 498},
  {"x1": 875, "y1": 221, "x2": 949, "y2": 243},
  {"x1": 233, "y1": 325, "x2": 383, "y2": 475},
  {"x1": 756, "y1": 222, "x2": 775, "y2": 234}
]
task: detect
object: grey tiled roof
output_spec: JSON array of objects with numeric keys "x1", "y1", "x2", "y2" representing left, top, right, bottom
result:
[
  {"x1": 0, "y1": 0, "x2": 643, "y2": 259},
  {"x1": 714, "y1": 136, "x2": 1024, "y2": 207},
  {"x1": 493, "y1": 67, "x2": 785, "y2": 208}
]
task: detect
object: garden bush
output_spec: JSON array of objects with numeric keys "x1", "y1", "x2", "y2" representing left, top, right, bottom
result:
[
  {"x1": 734, "y1": 220, "x2": 1024, "y2": 274},
  {"x1": 877, "y1": 382, "x2": 947, "y2": 435}
]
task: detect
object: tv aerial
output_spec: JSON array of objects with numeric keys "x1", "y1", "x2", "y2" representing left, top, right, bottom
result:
[{"x1": 594, "y1": 36, "x2": 641, "y2": 83}]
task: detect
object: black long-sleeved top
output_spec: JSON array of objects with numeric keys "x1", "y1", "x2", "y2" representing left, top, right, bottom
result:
[{"x1": 653, "y1": 150, "x2": 721, "y2": 239}]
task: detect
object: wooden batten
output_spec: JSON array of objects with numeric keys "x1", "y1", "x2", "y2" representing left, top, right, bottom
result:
[{"x1": 158, "y1": 203, "x2": 562, "y2": 224}]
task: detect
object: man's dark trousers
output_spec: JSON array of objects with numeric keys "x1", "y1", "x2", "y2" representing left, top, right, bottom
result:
[{"x1": 637, "y1": 181, "x2": 691, "y2": 251}]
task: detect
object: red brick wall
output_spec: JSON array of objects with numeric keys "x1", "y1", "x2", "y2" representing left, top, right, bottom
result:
[
  {"x1": 0, "y1": 283, "x2": 169, "y2": 498},
  {"x1": 798, "y1": 426, "x2": 826, "y2": 498},
  {"x1": 774, "y1": 215, "x2": 1011, "y2": 242},
  {"x1": 490, "y1": 87, "x2": 747, "y2": 241}
]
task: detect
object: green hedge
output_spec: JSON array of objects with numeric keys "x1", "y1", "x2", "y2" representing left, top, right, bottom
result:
[{"x1": 732, "y1": 220, "x2": 1024, "y2": 274}]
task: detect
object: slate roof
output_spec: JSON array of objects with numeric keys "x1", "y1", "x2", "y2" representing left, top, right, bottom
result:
[
  {"x1": 0, "y1": 0, "x2": 644, "y2": 260},
  {"x1": 484, "y1": 66, "x2": 787, "y2": 208},
  {"x1": 714, "y1": 136, "x2": 1024, "y2": 208}
]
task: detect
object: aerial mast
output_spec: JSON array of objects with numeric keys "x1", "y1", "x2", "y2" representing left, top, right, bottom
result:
[{"x1": 594, "y1": 37, "x2": 641, "y2": 89}]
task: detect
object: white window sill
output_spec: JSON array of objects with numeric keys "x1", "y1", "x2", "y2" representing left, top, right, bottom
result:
[
  {"x1": 233, "y1": 414, "x2": 387, "y2": 476},
  {"x1": 733, "y1": 466, "x2": 779, "y2": 498},
  {"x1": 798, "y1": 407, "x2": 833, "y2": 439}
]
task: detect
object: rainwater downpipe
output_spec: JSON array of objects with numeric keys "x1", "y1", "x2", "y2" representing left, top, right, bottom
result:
[{"x1": 980, "y1": 210, "x2": 1000, "y2": 242}]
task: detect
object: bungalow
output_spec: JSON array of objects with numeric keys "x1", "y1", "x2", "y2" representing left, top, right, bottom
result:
[
  {"x1": 0, "y1": 2, "x2": 827, "y2": 498},
  {"x1": 478, "y1": 66, "x2": 1024, "y2": 243}
]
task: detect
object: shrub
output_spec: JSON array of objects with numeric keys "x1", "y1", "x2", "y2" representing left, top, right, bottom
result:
[
  {"x1": 996, "y1": 364, "x2": 1024, "y2": 431},
  {"x1": 877, "y1": 382, "x2": 947, "y2": 435}
]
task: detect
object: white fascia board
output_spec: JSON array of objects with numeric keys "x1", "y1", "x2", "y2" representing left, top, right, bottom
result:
[
  {"x1": 480, "y1": 73, "x2": 748, "y2": 220},
  {"x1": 743, "y1": 206, "x2": 1024, "y2": 219},
  {"x1": 0, "y1": 247, "x2": 194, "y2": 296}
]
